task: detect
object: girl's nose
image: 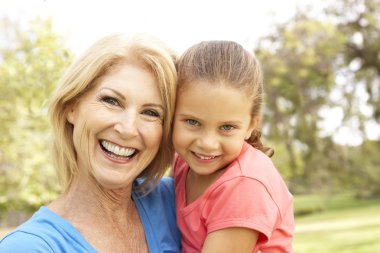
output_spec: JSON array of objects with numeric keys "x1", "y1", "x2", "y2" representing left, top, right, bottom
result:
[{"x1": 197, "y1": 132, "x2": 219, "y2": 151}]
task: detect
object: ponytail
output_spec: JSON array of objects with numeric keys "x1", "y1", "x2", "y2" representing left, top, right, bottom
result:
[{"x1": 247, "y1": 129, "x2": 274, "y2": 157}]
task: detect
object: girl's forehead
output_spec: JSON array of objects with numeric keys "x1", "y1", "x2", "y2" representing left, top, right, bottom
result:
[
  {"x1": 180, "y1": 80, "x2": 249, "y2": 96},
  {"x1": 177, "y1": 83, "x2": 252, "y2": 116}
]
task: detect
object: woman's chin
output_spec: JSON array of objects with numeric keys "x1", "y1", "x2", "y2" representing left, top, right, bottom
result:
[{"x1": 91, "y1": 168, "x2": 136, "y2": 191}]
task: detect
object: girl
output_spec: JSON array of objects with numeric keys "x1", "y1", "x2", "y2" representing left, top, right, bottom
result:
[{"x1": 172, "y1": 41, "x2": 294, "y2": 253}]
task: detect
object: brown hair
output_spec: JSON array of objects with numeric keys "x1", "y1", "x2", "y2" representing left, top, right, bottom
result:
[
  {"x1": 48, "y1": 34, "x2": 177, "y2": 193},
  {"x1": 176, "y1": 40, "x2": 273, "y2": 157}
]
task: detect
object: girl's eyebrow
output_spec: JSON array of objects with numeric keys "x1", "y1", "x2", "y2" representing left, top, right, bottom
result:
[
  {"x1": 177, "y1": 113, "x2": 243, "y2": 125},
  {"x1": 222, "y1": 121, "x2": 243, "y2": 125},
  {"x1": 177, "y1": 113, "x2": 199, "y2": 118}
]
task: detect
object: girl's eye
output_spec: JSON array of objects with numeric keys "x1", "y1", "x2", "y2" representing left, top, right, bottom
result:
[
  {"x1": 101, "y1": 96, "x2": 120, "y2": 106},
  {"x1": 186, "y1": 119, "x2": 200, "y2": 126},
  {"x1": 220, "y1": 125, "x2": 235, "y2": 131},
  {"x1": 143, "y1": 109, "x2": 160, "y2": 118}
]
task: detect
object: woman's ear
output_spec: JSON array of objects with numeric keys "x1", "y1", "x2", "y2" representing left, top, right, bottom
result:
[
  {"x1": 245, "y1": 117, "x2": 258, "y2": 140},
  {"x1": 67, "y1": 105, "x2": 76, "y2": 124}
]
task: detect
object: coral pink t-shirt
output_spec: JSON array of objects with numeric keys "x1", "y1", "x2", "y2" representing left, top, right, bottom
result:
[{"x1": 173, "y1": 142, "x2": 294, "y2": 253}]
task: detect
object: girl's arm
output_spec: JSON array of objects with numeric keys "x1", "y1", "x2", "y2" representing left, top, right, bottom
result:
[{"x1": 201, "y1": 227, "x2": 259, "y2": 253}]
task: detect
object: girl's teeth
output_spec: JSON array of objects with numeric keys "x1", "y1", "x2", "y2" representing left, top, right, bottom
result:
[{"x1": 196, "y1": 153, "x2": 216, "y2": 160}]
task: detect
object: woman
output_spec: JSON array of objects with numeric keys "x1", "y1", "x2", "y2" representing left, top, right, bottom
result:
[{"x1": 0, "y1": 34, "x2": 180, "y2": 252}]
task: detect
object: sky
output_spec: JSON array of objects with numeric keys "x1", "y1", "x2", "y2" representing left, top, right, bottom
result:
[
  {"x1": 1, "y1": 0, "x2": 318, "y2": 54},
  {"x1": 1, "y1": 0, "x2": 379, "y2": 145}
]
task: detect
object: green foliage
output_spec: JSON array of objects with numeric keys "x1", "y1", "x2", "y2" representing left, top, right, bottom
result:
[
  {"x1": 255, "y1": 0, "x2": 380, "y2": 196},
  {"x1": 327, "y1": 0, "x2": 380, "y2": 120},
  {"x1": 0, "y1": 17, "x2": 72, "y2": 218},
  {"x1": 255, "y1": 15, "x2": 348, "y2": 193},
  {"x1": 345, "y1": 140, "x2": 380, "y2": 197}
]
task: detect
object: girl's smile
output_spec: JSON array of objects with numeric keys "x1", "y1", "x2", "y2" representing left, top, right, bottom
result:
[
  {"x1": 191, "y1": 151, "x2": 220, "y2": 163},
  {"x1": 173, "y1": 81, "x2": 256, "y2": 177}
]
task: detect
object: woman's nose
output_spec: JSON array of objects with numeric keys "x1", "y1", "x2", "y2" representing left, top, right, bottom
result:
[{"x1": 114, "y1": 111, "x2": 139, "y2": 138}]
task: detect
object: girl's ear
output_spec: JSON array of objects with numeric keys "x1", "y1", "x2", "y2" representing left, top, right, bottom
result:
[{"x1": 245, "y1": 117, "x2": 258, "y2": 140}]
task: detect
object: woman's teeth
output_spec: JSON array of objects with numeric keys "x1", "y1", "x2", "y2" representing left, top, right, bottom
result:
[{"x1": 101, "y1": 140, "x2": 136, "y2": 157}]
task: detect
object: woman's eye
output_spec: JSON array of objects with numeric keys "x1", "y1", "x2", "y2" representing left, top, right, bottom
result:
[
  {"x1": 101, "y1": 96, "x2": 120, "y2": 106},
  {"x1": 186, "y1": 119, "x2": 199, "y2": 126},
  {"x1": 220, "y1": 125, "x2": 234, "y2": 131},
  {"x1": 143, "y1": 109, "x2": 160, "y2": 118}
]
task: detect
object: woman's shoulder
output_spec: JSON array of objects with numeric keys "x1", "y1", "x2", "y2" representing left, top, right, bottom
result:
[
  {"x1": 0, "y1": 227, "x2": 52, "y2": 252},
  {"x1": 0, "y1": 207, "x2": 97, "y2": 253},
  {"x1": 0, "y1": 207, "x2": 55, "y2": 252},
  {"x1": 157, "y1": 176, "x2": 175, "y2": 191},
  {"x1": 134, "y1": 177, "x2": 175, "y2": 206}
]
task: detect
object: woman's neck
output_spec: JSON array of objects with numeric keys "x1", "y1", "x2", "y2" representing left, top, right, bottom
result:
[
  {"x1": 49, "y1": 173, "x2": 134, "y2": 223},
  {"x1": 48, "y1": 174, "x2": 148, "y2": 252}
]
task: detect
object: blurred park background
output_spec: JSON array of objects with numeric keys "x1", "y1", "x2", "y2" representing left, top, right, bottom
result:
[{"x1": 1, "y1": 0, "x2": 380, "y2": 252}]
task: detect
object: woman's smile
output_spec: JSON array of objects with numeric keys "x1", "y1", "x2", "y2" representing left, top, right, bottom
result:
[
  {"x1": 68, "y1": 63, "x2": 163, "y2": 188},
  {"x1": 100, "y1": 140, "x2": 138, "y2": 163}
]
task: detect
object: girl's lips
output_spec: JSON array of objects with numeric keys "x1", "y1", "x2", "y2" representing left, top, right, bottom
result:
[{"x1": 191, "y1": 151, "x2": 220, "y2": 163}]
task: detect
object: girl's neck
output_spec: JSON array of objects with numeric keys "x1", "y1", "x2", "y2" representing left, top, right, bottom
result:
[{"x1": 185, "y1": 167, "x2": 226, "y2": 204}]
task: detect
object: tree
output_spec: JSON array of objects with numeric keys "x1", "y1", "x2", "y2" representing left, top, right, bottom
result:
[
  {"x1": 327, "y1": 0, "x2": 380, "y2": 121},
  {"x1": 0, "y1": 17, "x2": 72, "y2": 220},
  {"x1": 255, "y1": 14, "x2": 347, "y2": 193},
  {"x1": 254, "y1": 0, "x2": 380, "y2": 196},
  {"x1": 327, "y1": 0, "x2": 380, "y2": 196}
]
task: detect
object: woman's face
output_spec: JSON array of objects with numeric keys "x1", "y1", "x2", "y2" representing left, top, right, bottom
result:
[{"x1": 67, "y1": 62, "x2": 163, "y2": 189}]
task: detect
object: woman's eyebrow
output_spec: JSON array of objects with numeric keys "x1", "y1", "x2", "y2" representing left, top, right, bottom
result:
[
  {"x1": 98, "y1": 87, "x2": 126, "y2": 100},
  {"x1": 144, "y1": 103, "x2": 164, "y2": 111},
  {"x1": 99, "y1": 87, "x2": 164, "y2": 110}
]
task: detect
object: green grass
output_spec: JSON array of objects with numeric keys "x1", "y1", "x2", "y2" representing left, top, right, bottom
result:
[{"x1": 294, "y1": 194, "x2": 380, "y2": 253}]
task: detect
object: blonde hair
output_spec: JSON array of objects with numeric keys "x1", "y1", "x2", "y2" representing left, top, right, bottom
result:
[
  {"x1": 176, "y1": 40, "x2": 273, "y2": 157},
  {"x1": 48, "y1": 34, "x2": 177, "y2": 192}
]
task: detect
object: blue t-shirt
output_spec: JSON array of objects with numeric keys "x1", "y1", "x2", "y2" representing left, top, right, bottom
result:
[{"x1": 0, "y1": 177, "x2": 181, "y2": 253}]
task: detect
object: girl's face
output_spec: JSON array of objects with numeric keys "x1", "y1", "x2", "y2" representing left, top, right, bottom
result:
[
  {"x1": 173, "y1": 81, "x2": 256, "y2": 176},
  {"x1": 67, "y1": 63, "x2": 164, "y2": 189}
]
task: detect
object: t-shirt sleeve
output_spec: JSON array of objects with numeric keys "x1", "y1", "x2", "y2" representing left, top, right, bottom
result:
[
  {"x1": 0, "y1": 231, "x2": 53, "y2": 252},
  {"x1": 203, "y1": 177, "x2": 279, "y2": 244}
]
